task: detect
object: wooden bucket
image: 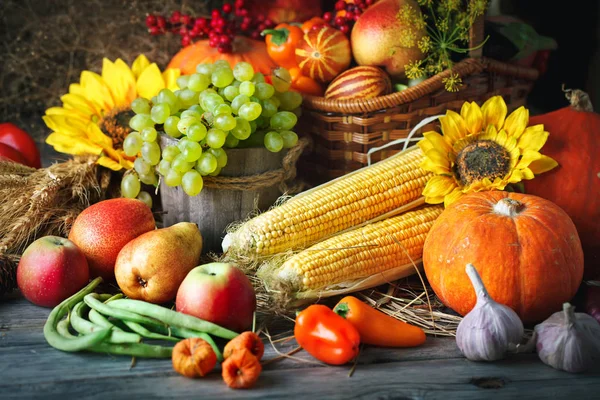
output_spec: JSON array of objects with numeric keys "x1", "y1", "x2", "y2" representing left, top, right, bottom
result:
[{"x1": 159, "y1": 135, "x2": 300, "y2": 254}]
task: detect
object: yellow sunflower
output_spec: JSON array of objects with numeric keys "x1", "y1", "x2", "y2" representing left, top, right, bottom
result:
[
  {"x1": 419, "y1": 96, "x2": 558, "y2": 207},
  {"x1": 43, "y1": 55, "x2": 180, "y2": 171}
]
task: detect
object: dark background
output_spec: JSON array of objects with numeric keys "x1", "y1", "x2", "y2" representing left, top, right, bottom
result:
[{"x1": 1, "y1": 0, "x2": 598, "y2": 166}]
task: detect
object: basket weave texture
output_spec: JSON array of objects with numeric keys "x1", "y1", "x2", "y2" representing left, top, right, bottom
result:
[{"x1": 298, "y1": 17, "x2": 540, "y2": 183}]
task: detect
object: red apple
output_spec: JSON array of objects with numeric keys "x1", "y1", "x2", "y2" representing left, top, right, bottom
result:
[
  {"x1": 17, "y1": 236, "x2": 90, "y2": 307},
  {"x1": 176, "y1": 263, "x2": 256, "y2": 333}
]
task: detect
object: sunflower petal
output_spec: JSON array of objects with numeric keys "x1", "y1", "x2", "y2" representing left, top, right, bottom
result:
[
  {"x1": 516, "y1": 150, "x2": 542, "y2": 169},
  {"x1": 80, "y1": 71, "x2": 115, "y2": 111},
  {"x1": 418, "y1": 138, "x2": 435, "y2": 154},
  {"x1": 43, "y1": 115, "x2": 90, "y2": 138},
  {"x1": 86, "y1": 122, "x2": 114, "y2": 149},
  {"x1": 97, "y1": 156, "x2": 124, "y2": 171},
  {"x1": 461, "y1": 101, "x2": 483, "y2": 134},
  {"x1": 46, "y1": 133, "x2": 103, "y2": 155},
  {"x1": 423, "y1": 131, "x2": 451, "y2": 153},
  {"x1": 423, "y1": 175, "x2": 457, "y2": 198},
  {"x1": 136, "y1": 63, "x2": 166, "y2": 99},
  {"x1": 132, "y1": 54, "x2": 151, "y2": 79},
  {"x1": 518, "y1": 125, "x2": 549, "y2": 152},
  {"x1": 481, "y1": 96, "x2": 507, "y2": 131},
  {"x1": 444, "y1": 188, "x2": 464, "y2": 207},
  {"x1": 102, "y1": 58, "x2": 136, "y2": 107},
  {"x1": 424, "y1": 195, "x2": 445, "y2": 205},
  {"x1": 68, "y1": 83, "x2": 85, "y2": 97},
  {"x1": 44, "y1": 107, "x2": 89, "y2": 122},
  {"x1": 421, "y1": 158, "x2": 451, "y2": 174},
  {"x1": 439, "y1": 110, "x2": 468, "y2": 143},
  {"x1": 163, "y1": 68, "x2": 181, "y2": 92},
  {"x1": 529, "y1": 155, "x2": 559, "y2": 174},
  {"x1": 504, "y1": 106, "x2": 529, "y2": 139},
  {"x1": 424, "y1": 149, "x2": 451, "y2": 169},
  {"x1": 507, "y1": 169, "x2": 523, "y2": 183},
  {"x1": 61, "y1": 93, "x2": 99, "y2": 117}
]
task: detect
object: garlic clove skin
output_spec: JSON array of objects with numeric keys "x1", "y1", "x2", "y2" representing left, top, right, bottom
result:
[
  {"x1": 456, "y1": 263, "x2": 525, "y2": 361},
  {"x1": 535, "y1": 302, "x2": 600, "y2": 373}
]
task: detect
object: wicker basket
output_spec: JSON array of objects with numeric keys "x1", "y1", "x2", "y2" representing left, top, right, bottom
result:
[{"x1": 297, "y1": 17, "x2": 540, "y2": 183}]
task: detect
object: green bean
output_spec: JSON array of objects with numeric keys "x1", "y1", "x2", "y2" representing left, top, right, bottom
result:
[
  {"x1": 56, "y1": 312, "x2": 76, "y2": 339},
  {"x1": 88, "y1": 309, "x2": 123, "y2": 330},
  {"x1": 43, "y1": 277, "x2": 111, "y2": 352},
  {"x1": 107, "y1": 298, "x2": 239, "y2": 340},
  {"x1": 170, "y1": 327, "x2": 223, "y2": 361},
  {"x1": 84, "y1": 294, "x2": 166, "y2": 328},
  {"x1": 87, "y1": 342, "x2": 173, "y2": 358},
  {"x1": 104, "y1": 293, "x2": 124, "y2": 303},
  {"x1": 122, "y1": 321, "x2": 180, "y2": 342},
  {"x1": 71, "y1": 301, "x2": 141, "y2": 344}
]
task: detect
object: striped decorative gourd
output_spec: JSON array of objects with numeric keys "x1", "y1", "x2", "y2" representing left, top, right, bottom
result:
[
  {"x1": 295, "y1": 26, "x2": 352, "y2": 83},
  {"x1": 325, "y1": 66, "x2": 393, "y2": 100},
  {"x1": 262, "y1": 205, "x2": 443, "y2": 300},
  {"x1": 222, "y1": 146, "x2": 431, "y2": 258}
]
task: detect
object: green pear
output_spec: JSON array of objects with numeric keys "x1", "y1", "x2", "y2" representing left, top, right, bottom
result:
[{"x1": 115, "y1": 222, "x2": 202, "y2": 304}]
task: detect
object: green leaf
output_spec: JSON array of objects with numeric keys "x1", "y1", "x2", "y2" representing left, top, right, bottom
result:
[
  {"x1": 495, "y1": 22, "x2": 558, "y2": 60},
  {"x1": 261, "y1": 28, "x2": 290, "y2": 46}
]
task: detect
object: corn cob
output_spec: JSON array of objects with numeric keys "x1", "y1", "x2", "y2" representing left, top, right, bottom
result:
[
  {"x1": 258, "y1": 205, "x2": 443, "y2": 302},
  {"x1": 223, "y1": 146, "x2": 431, "y2": 257}
]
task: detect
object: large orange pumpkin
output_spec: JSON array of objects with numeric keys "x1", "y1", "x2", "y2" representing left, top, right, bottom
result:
[
  {"x1": 423, "y1": 191, "x2": 584, "y2": 324},
  {"x1": 524, "y1": 90, "x2": 600, "y2": 278},
  {"x1": 168, "y1": 37, "x2": 276, "y2": 76},
  {"x1": 295, "y1": 26, "x2": 351, "y2": 83}
]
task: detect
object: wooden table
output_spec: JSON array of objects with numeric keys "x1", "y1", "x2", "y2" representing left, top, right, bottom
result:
[{"x1": 1, "y1": 294, "x2": 599, "y2": 400}]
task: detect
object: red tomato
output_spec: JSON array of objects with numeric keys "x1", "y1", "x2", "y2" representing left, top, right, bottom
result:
[
  {"x1": 0, "y1": 142, "x2": 28, "y2": 165},
  {"x1": 0, "y1": 123, "x2": 41, "y2": 168}
]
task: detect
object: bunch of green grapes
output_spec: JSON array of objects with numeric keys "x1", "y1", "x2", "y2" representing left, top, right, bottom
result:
[{"x1": 121, "y1": 60, "x2": 303, "y2": 200}]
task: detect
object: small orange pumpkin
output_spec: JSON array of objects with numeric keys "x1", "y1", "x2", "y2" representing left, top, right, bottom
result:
[
  {"x1": 295, "y1": 26, "x2": 351, "y2": 83},
  {"x1": 168, "y1": 37, "x2": 276, "y2": 76},
  {"x1": 423, "y1": 191, "x2": 584, "y2": 324}
]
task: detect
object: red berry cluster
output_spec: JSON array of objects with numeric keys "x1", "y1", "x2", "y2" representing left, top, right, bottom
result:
[
  {"x1": 145, "y1": 1, "x2": 275, "y2": 53},
  {"x1": 323, "y1": 0, "x2": 375, "y2": 35}
]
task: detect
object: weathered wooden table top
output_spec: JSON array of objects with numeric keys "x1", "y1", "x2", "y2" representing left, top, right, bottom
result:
[{"x1": 1, "y1": 293, "x2": 599, "y2": 400}]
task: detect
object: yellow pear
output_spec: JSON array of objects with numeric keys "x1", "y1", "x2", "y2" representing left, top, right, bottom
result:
[{"x1": 115, "y1": 222, "x2": 202, "y2": 304}]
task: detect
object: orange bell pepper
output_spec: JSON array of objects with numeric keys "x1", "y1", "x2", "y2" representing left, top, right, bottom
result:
[
  {"x1": 294, "y1": 304, "x2": 360, "y2": 365},
  {"x1": 334, "y1": 296, "x2": 426, "y2": 348},
  {"x1": 289, "y1": 67, "x2": 324, "y2": 97},
  {"x1": 301, "y1": 17, "x2": 327, "y2": 33},
  {"x1": 262, "y1": 23, "x2": 304, "y2": 70}
]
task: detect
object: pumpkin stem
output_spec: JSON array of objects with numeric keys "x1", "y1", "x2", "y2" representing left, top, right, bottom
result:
[
  {"x1": 465, "y1": 263, "x2": 490, "y2": 303},
  {"x1": 562, "y1": 85, "x2": 594, "y2": 112},
  {"x1": 493, "y1": 198, "x2": 525, "y2": 217}
]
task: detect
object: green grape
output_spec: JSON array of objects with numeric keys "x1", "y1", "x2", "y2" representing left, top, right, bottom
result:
[
  {"x1": 270, "y1": 95, "x2": 281, "y2": 108},
  {"x1": 280, "y1": 130, "x2": 299, "y2": 148},
  {"x1": 231, "y1": 94, "x2": 250, "y2": 114},
  {"x1": 277, "y1": 91, "x2": 303, "y2": 110},
  {"x1": 177, "y1": 116, "x2": 200, "y2": 135},
  {"x1": 139, "y1": 172, "x2": 158, "y2": 186},
  {"x1": 136, "y1": 191, "x2": 153, "y2": 208},
  {"x1": 207, "y1": 148, "x2": 228, "y2": 168},
  {"x1": 238, "y1": 102, "x2": 262, "y2": 121},
  {"x1": 224, "y1": 134, "x2": 240, "y2": 148},
  {"x1": 237, "y1": 130, "x2": 266, "y2": 148},
  {"x1": 214, "y1": 103, "x2": 232, "y2": 115},
  {"x1": 182, "y1": 170, "x2": 204, "y2": 196},
  {"x1": 211, "y1": 68, "x2": 234, "y2": 88},
  {"x1": 187, "y1": 123, "x2": 207, "y2": 142},
  {"x1": 164, "y1": 116, "x2": 182, "y2": 138},
  {"x1": 188, "y1": 104, "x2": 203, "y2": 114},
  {"x1": 202, "y1": 93, "x2": 225, "y2": 113},
  {"x1": 232, "y1": 80, "x2": 241, "y2": 87},
  {"x1": 164, "y1": 169, "x2": 182, "y2": 187},
  {"x1": 123, "y1": 132, "x2": 143, "y2": 156},
  {"x1": 183, "y1": 141, "x2": 203, "y2": 162},
  {"x1": 223, "y1": 86, "x2": 240, "y2": 101},
  {"x1": 141, "y1": 141, "x2": 161, "y2": 165},
  {"x1": 213, "y1": 59, "x2": 231, "y2": 69},
  {"x1": 151, "y1": 95, "x2": 158, "y2": 104},
  {"x1": 264, "y1": 131, "x2": 284, "y2": 152},
  {"x1": 134, "y1": 157, "x2": 151, "y2": 175},
  {"x1": 121, "y1": 174, "x2": 141, "y2": 198},
  {"x1": 214, "y1": 114, "x2": 237, "y2": 131},
  {"x1": 196, "y1": 63, "x2": 215, "y2": 75},
  {"x1": 271, "y1": 67, "x2": 292, "y2": 92},
  {"x1": 206, "y1": 128, "x2": 227, "y2": 149},
  {"x1": 230, "y1": 117, "x2": 251, "y2": 140},
  {"x1": 129, "y1": 114, "x2": 154, "y2": 131},
  {"x1": 177, "y1": 137, "x2": 192, "y2": 152},
  {"x1": 209, "y1": 166, "x2": 222, "y2": 177},
  {"x1": 292, "y1": 106, "x2": 302, "y2": 118},
  {"x1": 176, "y1": 75, "x2": 190, "y2": 89},
  {"x1": 141, "y1": 127, "x2": 158, "y2": 142},
  {"x1": 188, "y1": 73, "x2": 211, "y2": 92},
  {"x1": 178, "y1": 89, "x2": 199, "y2": 107},
  {"x1": 270, "y1": 111, "x2": 298, "y2": 130},
  {"x1": 260, "y1": 99, "x2": 278, "y2": 118},
  {"x1": 196, "y1": 152, "x2": 218, "y2": 175},
  {"x1": 251, "y1": 72, "x2": 265, "y2": 84},
  {"x1": 249, "y1": 96, "x2": 260, "y2": 104},
  {"x1": 131, "y1": 98, "x2": 151, "y2": 114},
  {"x1": 255, "y1": 115, "x2": 270, "y2": 129},
  {"x1": 233, "y1": 62, "x2": 254, "y2": 82},
  {"x1": 255, "y1": 83, "x2": 275, "y2": 100},
  {"x1": 249, "y1": 120, "x2": 257, "y2": 133},
  {"x1": 157, "y1": 159, "x2": 171, "y2": 176},
  {"x1": 157, "y1": 88, "x2": 179, "y2": 111},
  {"x1": 180, "y1": 109, "x2": 202, "y2": 120},
  {"x1": 203, "y1": 112, "x2": 214, "y2": 125},
  {"x1": 172, "y1": 154, "x2": 194, "y2": 173},
  {"x1": 239, "y1": 81, "x2": 255, "y2": 97},
  {"x1": 162, "y1": 145, "x2": 180, "y2": 162}
]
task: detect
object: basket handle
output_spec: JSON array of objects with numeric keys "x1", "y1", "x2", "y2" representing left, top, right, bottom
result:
[{"x1": 469, "y1": 14, "x2": 485, "y2": 58}]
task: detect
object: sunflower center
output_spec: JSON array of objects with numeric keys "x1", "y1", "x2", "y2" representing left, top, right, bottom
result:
[
  {"x1": 455, "y1": 140, "x2": 511, "y2": 186},
  {"x1": 98, "y1": 107, "x2": 135, "y2": 150}
]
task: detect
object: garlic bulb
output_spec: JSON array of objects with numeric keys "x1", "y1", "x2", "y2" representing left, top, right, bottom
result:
[
  {"x1": 456, "y1": 263, "x2": 524, "y2": 361},
  {"x1": 534, "y1": 302, "x2": 600, "y2": 373}
]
